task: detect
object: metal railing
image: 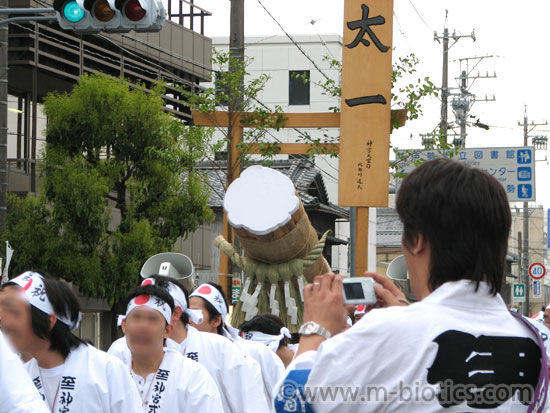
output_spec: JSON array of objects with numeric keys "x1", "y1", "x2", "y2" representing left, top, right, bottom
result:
[{"x1": 168, "y1": 0, "x2": 211, "y2": 35}]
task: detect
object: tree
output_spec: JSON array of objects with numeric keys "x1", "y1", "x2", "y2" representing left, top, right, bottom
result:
[{"x1": 4, "y1": 74, "x2": 214, "y2": 310}]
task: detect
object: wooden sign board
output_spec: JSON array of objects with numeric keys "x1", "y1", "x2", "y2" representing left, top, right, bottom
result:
[{"x1": 338, "y1": 0, "x2": 394, "y2": 207}]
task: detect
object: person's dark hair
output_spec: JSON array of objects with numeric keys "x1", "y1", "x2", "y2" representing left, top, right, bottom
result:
[
  {"x1": 5, "y1": 271, "x2": 87, "y2": 359},
  {"x1": 143, "y1": 275, "x2": 190, "y2": 325},
  {"x1": 396, "y1": 158, "x2": 511, "y2": 295},
  {"x1": 239, "y1": 314, "x2": 289, "y2": 349},
  {"x1": 196, "y1": 282, "x2": 229, "y2": 335},
  {"x1": 124, "y1": 285, "x2": 175, "y2": 326}
]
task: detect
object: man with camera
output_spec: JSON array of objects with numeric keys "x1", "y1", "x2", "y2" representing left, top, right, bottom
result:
[{"x1": 274, "y1": 159, "x2": 547, "y2": 412}]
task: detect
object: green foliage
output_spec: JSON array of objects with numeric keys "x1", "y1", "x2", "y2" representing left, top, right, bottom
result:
[
  {"x1": 5, "y1": 74, "x2": 214, "y2": 305},
  {"x1": 182, "y1": 49, "x2": 287, "y2": 165}
]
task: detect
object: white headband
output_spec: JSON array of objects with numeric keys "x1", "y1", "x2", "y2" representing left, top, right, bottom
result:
[
  {"x1": 190, "y1": 284, "x2": 227, "y2": 321},
  {"x1": 242, "y1": 327, "x2": 292, "y2": 353},
  {"x1": 8, "y1": 272, "x2": 81, "y2": 330},
  {"x1": 126, "y1": 294, "x2": 172, "y2": 324},
  {"x1": 141, "y1": 278, "x2": 203, "y2": 324}
]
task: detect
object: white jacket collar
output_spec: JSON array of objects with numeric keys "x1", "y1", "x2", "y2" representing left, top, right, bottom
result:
[{"x1": 421, "y1": 279, "x2": 507, "y2": 310}]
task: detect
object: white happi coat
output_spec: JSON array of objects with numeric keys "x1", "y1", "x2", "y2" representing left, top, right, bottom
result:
[
  {"x1": 26, "y1": 343, "x2": 141, "y2": 412},
  {"x1": 527, "y1": 315, "x2": 550, "y2": 360},
  {"x1": 275, "y1": 280, "x2": 547, "y2": 412},
  {"x1": 109, "y1": 326, "x2": 270, "y2": 412},
  {"x1": 127, "y1": 348, "x2": 222, "y2": 412},
  {"x1": 107, "y1": 335, "x2": 131, "y2": 365},
  {"x1": 224, "y1": 327, "x2": 286, "y2": 406},
  {"x1": 0, "y1": 331, "x2": 49, "y2": 413}
]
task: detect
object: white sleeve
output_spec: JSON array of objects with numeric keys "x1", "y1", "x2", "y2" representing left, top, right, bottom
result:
[
  {"x1": 0, "y1": 333, "x2": 49, "y2": 413},
  {"x1": 104, "y1": 354, "x2": 142, "y2": 412},
  {"x1": 255, "y1": 345, "x2": 286, "y2": 404},
  {"x1": 106, "y1": 337, "x2": 131, "y2": 365},
  {"x1": 221, "y1": 344, "x2": 270, "y2": 412},
  {"x1": 181, "y1": 362, "x2": 224, "y2": 411}
]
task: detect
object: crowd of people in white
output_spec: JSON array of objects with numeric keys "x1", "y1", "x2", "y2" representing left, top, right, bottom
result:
[{"x1": 0, "y1": 159, "x2": 548, "y2": 412}]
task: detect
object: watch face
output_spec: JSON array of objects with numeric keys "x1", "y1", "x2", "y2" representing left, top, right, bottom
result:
[{"x1": 302, "y1": 322, "x2": 316, "y2": 335}]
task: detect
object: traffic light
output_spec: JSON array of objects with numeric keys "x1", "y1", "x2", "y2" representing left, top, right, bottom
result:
[{"x1": 53, "y1": 0, "x2": 165, "y2": 33}]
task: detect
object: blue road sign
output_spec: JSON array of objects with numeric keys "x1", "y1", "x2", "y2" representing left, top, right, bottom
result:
[{"x1": 396, "y1": 147, "x2": 536, "y2": 202}]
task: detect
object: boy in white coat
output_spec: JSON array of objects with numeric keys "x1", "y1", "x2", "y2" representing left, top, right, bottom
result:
[{"x1": 122, "y1": 283, "x2": 222, "y2": 412}]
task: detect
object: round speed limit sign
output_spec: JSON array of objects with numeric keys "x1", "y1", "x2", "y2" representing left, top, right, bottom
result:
[{"x1": 529, "y1": 263, "x2": 546, "y2": 280}]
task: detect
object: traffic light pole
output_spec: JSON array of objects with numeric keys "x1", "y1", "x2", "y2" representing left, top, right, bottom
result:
[
  {"x1": 0, "y1": 8, "x2": 55, "y2": 233},
  {"x1": 0, "y1": 8, "x2": 55, "y2": 24}
]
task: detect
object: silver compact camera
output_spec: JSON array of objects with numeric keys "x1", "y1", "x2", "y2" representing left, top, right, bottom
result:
[{"x1": 342, "y1": 277, "x2": 377, "y2": 305}]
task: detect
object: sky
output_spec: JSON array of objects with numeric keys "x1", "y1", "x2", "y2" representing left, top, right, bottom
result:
[{"x1": 198, "y1": 0, "x2": 550, "y2": 211}]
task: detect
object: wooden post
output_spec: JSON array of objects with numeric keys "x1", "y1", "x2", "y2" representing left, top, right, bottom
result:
[
  {"x1": 340, "y1": 0, "x2": 394, "y2": 272},
  {"x1": 219, "y1": 125, "x2": 243, "y2": 296},
  {"x1": 339, "y1": 0, "x2": 393, "y2": 208},
  {"x1": 354, "y1": 207, "x2": 369, "y2": 276}
]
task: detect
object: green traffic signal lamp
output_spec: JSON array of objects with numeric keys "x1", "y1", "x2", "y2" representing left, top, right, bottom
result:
[
  {"x1": 53, "y1": 0, "x2": 93, "y2": 30},
  {"x1": 63, "y1": 0, "x2": 85, "y2": 22}
]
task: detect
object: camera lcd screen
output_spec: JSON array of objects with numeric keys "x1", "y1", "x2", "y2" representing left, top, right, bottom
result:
[{"x1": 343, "y1": 282, "x2": 365, "y2": 299}]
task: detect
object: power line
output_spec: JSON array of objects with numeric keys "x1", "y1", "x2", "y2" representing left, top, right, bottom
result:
[
  {"x1": 256, "y1": 0, "x2": 331, "y2": 82},
  {"x1": 393, "y1": 10, "x2": 412, "y2": 48},
  {"x1": 406, "y1": 0, "x2": 432, "y2": 31}
]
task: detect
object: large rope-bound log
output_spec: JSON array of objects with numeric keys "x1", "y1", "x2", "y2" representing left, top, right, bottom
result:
[
  {"x1": 214, "y1": 231, "x2": 329, "y2": 331},
  {"x1": 218, "y1": 165, "x2": 332, "y2": 331}
]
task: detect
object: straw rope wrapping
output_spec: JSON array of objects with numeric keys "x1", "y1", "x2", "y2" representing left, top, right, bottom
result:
[{"x1": 214, "y1": 231, "x2": 330, "y2": 331}]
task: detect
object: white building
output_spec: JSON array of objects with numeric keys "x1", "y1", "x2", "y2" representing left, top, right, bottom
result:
[{"x1": 209, "y1": 34, "x2": 377, "y2": 275}]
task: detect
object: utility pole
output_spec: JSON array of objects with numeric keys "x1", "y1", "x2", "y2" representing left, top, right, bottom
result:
[
  {"x1": 450, "y1": 55, "x2": 496, "y2": 148},
  {"x1": 438, "y1": 25, "x2": 449, "y2": 139},
  {"x1": 227, "y1": 0, "x2": 244, "y2": 185},
  {"x1": 434, "y1": 11, "x2": 475, "y2": 142},
  {"x1": 219, "y1": 0, "x2": 245, "y2": 296},
  {"x1": 518, "y1": 231, "x2": 523, "y2": 314},
  {"x1": 518, "y1": 105, "x2": 547, "y2": 316},
  {"x1": 458, "y1": 70, "x2": 467, "y2": 146},
  {"x1": 522, "y1": 108, "x2": 530, "y2": 316},
  {"x1": 0, "y1": 0, "x2": 7, "y2": 233}
]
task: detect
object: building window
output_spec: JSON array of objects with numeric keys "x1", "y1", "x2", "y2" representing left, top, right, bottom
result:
[{"x1": 289, "y1": 70, "x2": 310, "y2": 105}]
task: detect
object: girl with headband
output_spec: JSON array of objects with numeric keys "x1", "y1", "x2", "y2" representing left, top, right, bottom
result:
[{"x1": 0, "y1": 271, "x2": 141, "y2": 412}]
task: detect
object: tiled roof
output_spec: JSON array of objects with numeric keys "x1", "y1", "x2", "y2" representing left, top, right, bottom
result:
[
  {"x1": 376, "y1": 208, "x2": 403, "y2": 248},
  {"x1": 195, "y1": 159, "x2": 349, "y2": 219}
]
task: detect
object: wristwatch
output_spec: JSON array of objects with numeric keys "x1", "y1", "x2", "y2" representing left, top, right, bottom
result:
[{"x1": 299, "y1": 321, "x2": 332, "y2": 340}]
